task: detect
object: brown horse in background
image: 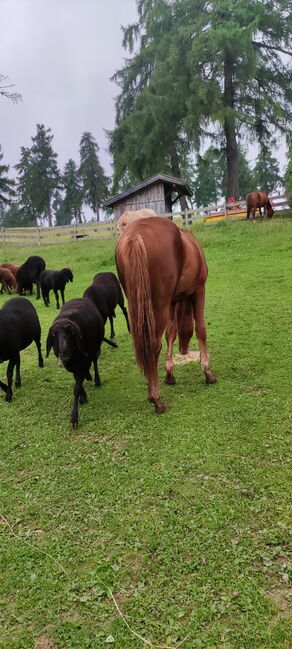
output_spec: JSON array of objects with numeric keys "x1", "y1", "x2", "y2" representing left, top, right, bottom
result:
[
  {"x1": 116, "y1": 217, "x2": 216, "y2": 413},
  {"x1": 246, "y1": 192, "x2": 274, "y2": 219}
]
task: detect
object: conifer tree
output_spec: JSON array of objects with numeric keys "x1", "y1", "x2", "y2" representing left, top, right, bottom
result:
[
  {"x1": 111, "y1": 0, "x2": 291, "y2": 199},
  {"x1": 79, "y1": 132, "x2": 109, "y2": 221},
  {"x1": 284, "y1": 139, "x2": 292, "y2": 206},
  {"x1": 15, "y1": 147, "x2": 38, "y2": 225},
  {"x1": 29, "y1": 124, "x2": 60, "y2": 226},
  {"x1": 0, "y1": 145, "x2": 15, "y2": 205},
  {"x1": 63, "y1": 159, "x2": 83, "y2": 224},
  {"x1": 254, "y1": 144, "x2": 282, "y2": 194}
]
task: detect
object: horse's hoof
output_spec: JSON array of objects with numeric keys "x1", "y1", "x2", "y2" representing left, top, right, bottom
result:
[
  {"x1": 5, "y1": 393, "x2": 12, "y2": 402},
  {"x1": 165, "y1": 374, "x2": 176, "y2": 385},
  {"x1": 205, "y1": 373, "x2": 217, "y2": 385},
  {"x1": 15, "y1": 381, "x2": 21, "y2": 388},
  {"x1": 71, "y1": 419, "x2": 78, "y2": 428},
  {"x1": 79, "y1": 394, "x2": 87, "y2": 404},
  {"x1": 154, "y1": 401, "x2": 166, "y2": 414}
]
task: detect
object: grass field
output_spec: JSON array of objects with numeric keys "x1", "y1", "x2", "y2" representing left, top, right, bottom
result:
[{"x1": 0, "y1": 217, "x2": 291, "y2": 649}]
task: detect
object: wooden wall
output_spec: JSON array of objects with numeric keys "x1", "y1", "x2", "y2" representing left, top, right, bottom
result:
[{"x1": 113, "y1": 182, "x2": 166, "y2": 219}]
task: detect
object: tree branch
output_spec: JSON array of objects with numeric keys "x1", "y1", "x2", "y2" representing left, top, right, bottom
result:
[{"x1": 252, "y1": 41, "x2": 292, "y2": 57}]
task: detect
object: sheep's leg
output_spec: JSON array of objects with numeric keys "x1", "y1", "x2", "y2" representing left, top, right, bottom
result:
[
  {"x1": 42, "y1": 290, "x2": 49, "y2": 307},
  {"x1": 79, "y1": 385, "x2": 87, "y2": 404},
  {"x1": 36, "y1": 281, "x2": 41, "y2": 299},
  {"x1": 15, "y1": 354, "x2": 21, "y2": 387},
  {"x1": 109, "y1": 315, "x2": 115, "y2": 340},
  {"x1": 60, "y1": 288, "x2": 65, "y2": 305},
  {"x1": 0, "y1": 379, "x2": 8, "y2": 395},
  {"x1": 54, "y1": 289, "x2": 60, "y2": 309},
  {"x1": 93, "y1": 353, "x2": 101, "y2": 387},
  {"x1": 120, "y1": 304, "x2": 131, "y2": 333},
  {"x1": 71, "y1": 375, "x2": 83, "y2": 427},
  {"x1": 35, "y1": 339, "x2": 44, "y2": 368},
  {"x1": 5, "y1": 359, "x2": 16, "y2": 402}
]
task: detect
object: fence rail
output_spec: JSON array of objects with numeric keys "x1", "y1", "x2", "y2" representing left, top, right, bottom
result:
[{"x1": 0, "y1": 195, "x2": 289, "y2": 247}]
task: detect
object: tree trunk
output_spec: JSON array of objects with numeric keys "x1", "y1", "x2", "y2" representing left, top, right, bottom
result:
[
  {"x1": 223, "y1": 51, "x2": 239, "y2": 199},
  {"x1": 47, "y1": 198, "x2": 53, "y2": 227},
  {"x1": 170, "y1": 143, "x2": 189, "y2": 211},
  {"x1": 96, "y1": 203, "x2": 100, "y2": 222}
]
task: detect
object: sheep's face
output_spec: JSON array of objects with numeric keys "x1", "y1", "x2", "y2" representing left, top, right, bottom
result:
[
  {"x1": 62, "y1": 268, "x2": 73, "y2": 283},
  {"x1": 47, "y1": 320, "x2": 87, "y2": 361},
  {"x1": 57, "y1": 328, "x2": 75, "y2": 363}
]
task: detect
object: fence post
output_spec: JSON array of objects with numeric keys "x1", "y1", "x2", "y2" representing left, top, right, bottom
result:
[
  {"x1": 2, "y1": 227, "x2": 6, "y2": 246},
  {"x1": 73, "y1": 221, "x2": 77, "y2": 242},
  {"x1": 224, "y1": 201, "x2": 227, "y2": 220},
  {"x1": 111, "y1": 218, "x2": 115, "y2": 238},
  {"x1": 36, "y1": 226, "x2": 41, "y2": 246}
]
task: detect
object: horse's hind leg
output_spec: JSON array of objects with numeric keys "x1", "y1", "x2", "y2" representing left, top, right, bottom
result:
[
  {"x1": 147, "y1": 316, "x2": 167, "y2": 413},
  {"x1": 194, "y1": 287, "x2": 216, "y2": 385},
  {"x1": 148, "y1": 351, "x2": 166, "y2": 413},
  {"x1": 165, "y1": 303, "x2": 177, "y2": 385}
]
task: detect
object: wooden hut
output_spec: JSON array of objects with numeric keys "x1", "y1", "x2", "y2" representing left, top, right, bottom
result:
[{"x1": 105, "y1": 173, "x2": 192, "y2": 219}]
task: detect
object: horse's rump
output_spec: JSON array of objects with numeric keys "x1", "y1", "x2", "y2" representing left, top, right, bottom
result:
[{"x1": 116, "y1": 218, "x2": 183, "y2": 375}]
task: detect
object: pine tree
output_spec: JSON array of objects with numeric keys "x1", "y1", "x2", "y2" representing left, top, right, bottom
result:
[
  {"x1": 254, "y1": 144, "x2": 282, "y2": 194},
  {"x1": 29, "y1": 124, "x2": 60, "y2": 226},
  {"x1": 284, "y1": 139, "x2": 292, "y2": 207},
  {"x1": 15, "y1": 147, "x2": 38, "y2": 225},
  {"x1": 0, "y1": 145, "x2": 15, "y2": 206},
  {"x1": 79, "y1": 132, "x2": 109, "y2": 221},
  {"x1": 111, "y1": 0, "x2": 291, "y2": 199},
  {"x1": 62, "y1": 160, "x2": 83, "y2": 224},
  {"x1": 194, "y1": 148, "x2": 223, "y2": 207},
  {"x1": 53, "y1": 191, "x2": 71, "y2": 226}
]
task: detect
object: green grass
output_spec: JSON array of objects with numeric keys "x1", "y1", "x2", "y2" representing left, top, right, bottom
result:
[{"x1": 0, "y1": 217, "x2": 291, "y2": 648}]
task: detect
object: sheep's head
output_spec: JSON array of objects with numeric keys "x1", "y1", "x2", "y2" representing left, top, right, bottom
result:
[
  {"x1": 62, "y1": 268, "x2": 73, "y2": 283},
  {"x1": 46, "y1": 319, "x2": 87, "y2": 362}
]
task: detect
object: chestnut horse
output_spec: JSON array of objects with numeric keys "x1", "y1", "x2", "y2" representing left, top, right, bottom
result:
[
  {"x1": 117, "y1": 208, "x2": 156, "y2": 236},
  {"x1": 116, "y1": 217, "x2": 216, "y2": 413},
  {"x1": 246, "y1": 191, "x2": 274, "y2": 219}
]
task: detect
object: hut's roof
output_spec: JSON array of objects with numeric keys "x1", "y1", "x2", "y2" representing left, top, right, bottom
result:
[{"x1": 105, "y1": 173, "x2": 192, "y2": 208}]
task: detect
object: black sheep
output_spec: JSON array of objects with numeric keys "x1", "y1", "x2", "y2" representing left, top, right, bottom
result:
[
  {"x1": 16, "y1": 255, "x2": 46, "y2": 299},
  {"x1": 83, "y1": 272, "x2": 130, "y2": 341},
  {"x1": 40, "y1": 268, "x2": 73, "y2": 309},
  {"x1": 46, "y1": 298, "x2": 117, "y2": 427},
  {"x1": 0, "y1": 297, "x2": 44, "y2": 402}
]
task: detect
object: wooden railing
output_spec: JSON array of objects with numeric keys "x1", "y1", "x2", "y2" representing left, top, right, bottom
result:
[
  {"x1": 0, "y1": 220, "x2": 116, "y2": 247},
  {"x1": 0, "y1": 195, "x2": 289, "y2": 246}
]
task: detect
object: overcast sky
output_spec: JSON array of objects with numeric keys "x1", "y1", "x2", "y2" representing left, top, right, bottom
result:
[
  {"x1": 1, "y1": 0, "x2": 137, "y2": 176},
  {"x1": 0, "y1": 0, "x2": 288, "y2": 190}
]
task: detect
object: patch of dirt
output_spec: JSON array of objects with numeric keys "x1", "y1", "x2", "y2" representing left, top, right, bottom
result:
[
  {"x1": 268, "y1": 588, "x2": 291, "y2": 625},
  {"x1": 173, "y1": 350, "x2": 200, "y2": 365},
  {"x1": 34, "y1": 636, "x2": 54, "y2": 649}
]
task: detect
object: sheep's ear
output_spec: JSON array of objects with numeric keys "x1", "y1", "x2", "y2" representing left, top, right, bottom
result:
[{"x1": 46, "y1": 329, "x2": 54, "y2": 357}]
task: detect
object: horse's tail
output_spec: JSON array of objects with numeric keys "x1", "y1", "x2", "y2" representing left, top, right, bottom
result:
[{"x1": 116, "y1": 233, "x2": 156, "y2": 376}]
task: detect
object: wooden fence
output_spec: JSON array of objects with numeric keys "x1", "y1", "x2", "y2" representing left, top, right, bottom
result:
[
  {"x1": 0, "y1": 220, "x2": 116, "y2": 247},
  {"x1": 0, "y1": 195, "x2": 289, "y2": 247}
]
